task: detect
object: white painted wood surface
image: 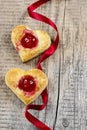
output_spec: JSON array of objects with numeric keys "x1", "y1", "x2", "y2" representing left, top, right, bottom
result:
[{"x1": 0, "y1": 0, "x2": 87, "y2": 130}]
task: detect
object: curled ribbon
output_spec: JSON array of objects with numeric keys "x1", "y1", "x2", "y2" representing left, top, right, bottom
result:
[{"x1": 25, "y1": 0, "x2": 59, "y2": 130}]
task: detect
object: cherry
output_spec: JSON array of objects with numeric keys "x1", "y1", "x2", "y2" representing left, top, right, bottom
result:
[
  {"x1": 17, "y1": 75, "x2": 36, "y2": 92},
  {"x1": 21, "y1": 33, "x2": 38, "y2": 49}
]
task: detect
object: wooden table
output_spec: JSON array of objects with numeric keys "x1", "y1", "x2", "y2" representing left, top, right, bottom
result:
[{"x1": 0, "y1": 0, "x2": 87, "y2": 130}]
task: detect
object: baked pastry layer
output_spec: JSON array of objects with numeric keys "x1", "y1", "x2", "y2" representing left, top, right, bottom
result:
[
  {"x1": 11, "y1": 25, "x2": 51, "y2": 62},
  {"x1": 5, "y1": 68, "x2": 48, "y2": 105}
]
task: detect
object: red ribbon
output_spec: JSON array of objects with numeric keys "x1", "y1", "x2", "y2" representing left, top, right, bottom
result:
[{"x1": 25, "y1": 0, "x2": 59, "y2": 130}]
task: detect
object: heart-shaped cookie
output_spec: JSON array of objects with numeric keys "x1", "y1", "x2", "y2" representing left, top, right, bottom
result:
[
  {"x1": 11, "y1": 25, "x2": 51, "y2": 62},
  {"x1": 5, "y1": 68, "x2": 48, "y2": 105}
]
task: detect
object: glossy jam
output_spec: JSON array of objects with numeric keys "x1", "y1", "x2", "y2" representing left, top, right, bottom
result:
[
  {"x1": 20, "y1": 32, "x2": 38, "y2": 49},
  {"x1": 17, "y1": 75, "x2": 36, "y2": 92}
]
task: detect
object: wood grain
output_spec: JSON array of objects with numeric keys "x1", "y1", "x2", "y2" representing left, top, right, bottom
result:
[{"x1": 0, "y1": 0, "x2": 87, "y2": 130}]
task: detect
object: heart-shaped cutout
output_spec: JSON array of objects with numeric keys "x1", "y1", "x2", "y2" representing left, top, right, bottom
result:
[
  {"x1": 11, "y1": 25, "x2": 51, "y2": 62},
  {"x1": 5, "y1": 68, "x2": 48, "y2": 105}
]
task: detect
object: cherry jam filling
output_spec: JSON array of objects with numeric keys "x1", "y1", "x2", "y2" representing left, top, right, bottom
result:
[
  {"x1": 17, "y1": 75, "x2": 36, "y2": 92},
  {"x1": 20, "y1": 32, "x2": 38, "y2": 49}
]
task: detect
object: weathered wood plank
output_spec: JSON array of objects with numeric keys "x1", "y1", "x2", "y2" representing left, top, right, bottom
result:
[{"x1": 56, "y1": 0, "x2": 87, "y2": 130}]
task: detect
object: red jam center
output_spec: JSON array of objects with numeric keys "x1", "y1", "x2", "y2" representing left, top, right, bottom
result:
[
  {"x1": 20, "y1": 33, "x2": 38, "y2": 49},
  {"x1": 17, "y1": 75, "x2": 36, "y2": 92}
]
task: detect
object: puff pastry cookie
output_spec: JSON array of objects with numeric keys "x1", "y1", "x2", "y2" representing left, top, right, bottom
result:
[
  {"x1": 5, "y1": 68, "x2": 48, "y2": 105},
  {"x1": 11, "y1": 25, "x2": 51, "y2": 62}
]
